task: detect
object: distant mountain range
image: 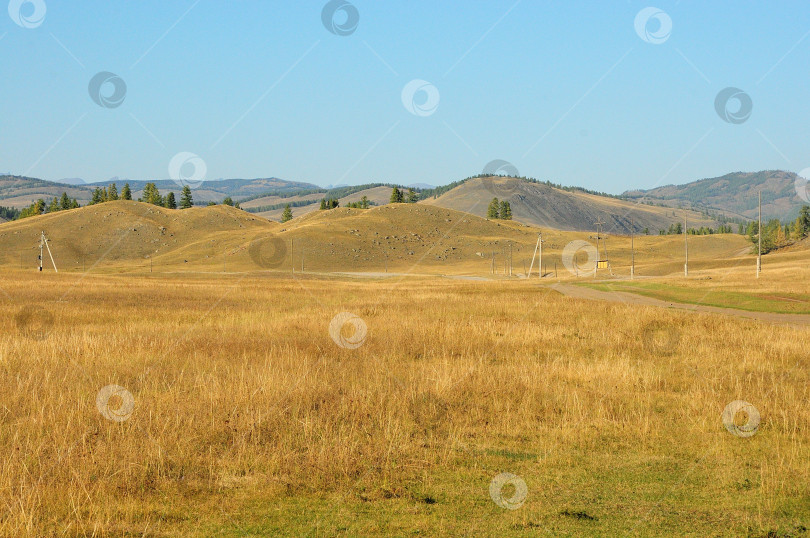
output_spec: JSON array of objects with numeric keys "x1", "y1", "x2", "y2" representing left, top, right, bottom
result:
[
  {"x1": 1, "y1": 170, "x2": 807, "y2": 232},
  {"x1": 0, "y1": 175, "x2": 319, "y2": 208},
  {"x1": 623, "y1": 170, "x2": 806, "y2": 221}
]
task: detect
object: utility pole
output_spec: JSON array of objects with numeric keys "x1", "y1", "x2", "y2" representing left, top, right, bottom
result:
[
  {"x1": 594, "y1": 219, "x2": 605, "y2": 276},
  {"x1": 757, "y1": 190, "x2": 762, "y2": 278},
  {"x1": 538, "y1": 233, "x2": 542, "y2": 279},
  {"x1": 39, "y1": 231, "x2": 57, "y2": 272},
  {"x1": 684, "y1": 211, "x2": 688, "y2": 277},
  {"x1": 527, "y1": 233, "x2": 543, "y2": 279},
  {"x1": 630, "y1": 217, "x2": 635, "y2": 279}
]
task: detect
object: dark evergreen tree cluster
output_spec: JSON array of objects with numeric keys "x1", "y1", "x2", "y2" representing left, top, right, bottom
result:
[
  {"x1": 486, "y1": 198, "x2": 512, "y2": 220},
  {"x1": 389, "y1": 187, "x2": 404, "y2": 204},
  {"x1": 0, "y1": 205, "x2": 20, "y2": 220},
  {"x1": 19, "y1": 191, "x2": 79, "y2": 218},
  {"x1": 346, "y1": 196, "x2": 371, "y2": 209},
  {"x1": 319, "y1": 198, "x2": 339, "y2": 210}
]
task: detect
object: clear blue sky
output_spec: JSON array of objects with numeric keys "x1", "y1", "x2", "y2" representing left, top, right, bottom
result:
[{"x1": 3, "y1": 1, "x2": 810, "y2": 193}]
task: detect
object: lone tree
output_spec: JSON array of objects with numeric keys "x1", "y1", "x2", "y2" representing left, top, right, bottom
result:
[
  {"x1": 222, "y1": 196, "x2": 234, "y2": 206},
  {"x1": 180, "y1": 185, "x2": 193, "y2": 209},
  {"x1": 407, "y1": 188, "x2": 418, "y2": 203},
  {"x1": 499, "y1": 200, "x2": 512, "y2": 220},
  {"x1": 487, "y1": 197, "x2": 500, "y2": 219},
  {"x1": 165, "y1": 191, "x2": 177, "y2": 209},
  {"x1": 281, "y1": 204, "x2": 293, "y2": 223},
  {"x1": 121, "y1": 183, "x2": 132, "y2": 200},
  {"x1": 360, "y1": 195, "x2": 370, "y2": 209},
  {"x1": 390, "y1": 187, "x2": 404, "y2": 203}
]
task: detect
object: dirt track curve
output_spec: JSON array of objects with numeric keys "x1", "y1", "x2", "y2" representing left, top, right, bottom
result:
[{"x1": 551, "y1": 283, "x2": 810, "y2": 328}]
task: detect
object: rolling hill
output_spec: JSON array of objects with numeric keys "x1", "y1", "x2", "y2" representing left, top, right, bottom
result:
[
  {"x1": 5, "y1": 170, "x2": 800, "y2": 234},
  {"x1": 422, "y1": 176, "x2": 717, "y2": 234},
  {"x1": 243, "y1": 185, "x2": 393, "y2": 220},
  {"x1": 0, "y1": 199, "x2": 752, "y2": 278},
  {"x1": 623, "y1": 170, "x2": 807, "y2": 221}
]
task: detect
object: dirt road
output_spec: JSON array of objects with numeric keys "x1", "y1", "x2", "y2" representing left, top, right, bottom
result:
[{"x1": 551, "y1": 283, "x2": 810, "y2": 327}]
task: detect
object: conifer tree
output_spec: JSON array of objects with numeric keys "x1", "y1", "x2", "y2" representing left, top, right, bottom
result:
[
  {"x1": 140, "y1": 183, "x2": 163, "y2": 205},
  {"x1": 281, "y1": 204, "x2": 293, "y2": 222},
  {"x1": 180, "y1": 185, "x2": 193, "y2": 209},
  {"x1": 90, "y1": 187, "x2": 103, "y2": 205},
  {"x1": 487, "y1": 198, "x2": 500, "y2": 219},
  {"x1": 499, "y1": 200, "x2": 512, "y2": 220}
]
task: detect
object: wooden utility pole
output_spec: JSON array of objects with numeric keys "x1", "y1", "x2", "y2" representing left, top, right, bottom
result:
[
  {"x1": 684, "y1": 211, "x2": 688, "y2": 277},
  {"x1": 527, "y1": 233, "x2": 543, "y2": 279},
  {"x1": 757, "y1": 190, "x2": 762, "y2": 278},
  {"x1": 630, "y1": 217, "x2": 635, "y2": 279},
  {"x1": 594, "y1": 219, "x2": 605, "y2": 276},
  {"x1": 538, "y1": 234, "x2": 542, "y2": 278},
  {"x1": 39, "y1": 232, "x2": 57, "y2": 273}
]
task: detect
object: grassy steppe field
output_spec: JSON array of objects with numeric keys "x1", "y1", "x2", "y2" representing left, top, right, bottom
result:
[{"x1": 1, "y1": 269, "x2": 808, "y2": 536}]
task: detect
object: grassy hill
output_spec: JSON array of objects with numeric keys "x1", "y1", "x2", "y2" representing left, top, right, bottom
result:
[
  {"x1": 0, "y1": 200, "x2": 276, "y2": 272},
  {"x1": 623, "y1": 170, "x2": 805, "y2": 221},
  {"x1": 422, "y1": 176, "x2": 717, "y2": 234},
  {"x1": 0, "y1": 199, "x2": 752, "y2": 278},
  {"x1": 244, "y1": 185, "x2": 393, "y2": 220}
]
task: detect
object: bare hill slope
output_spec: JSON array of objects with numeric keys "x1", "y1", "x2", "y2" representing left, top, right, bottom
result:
[{"x1": 422, "y1": 176, "x2": 717, "y2": 234}]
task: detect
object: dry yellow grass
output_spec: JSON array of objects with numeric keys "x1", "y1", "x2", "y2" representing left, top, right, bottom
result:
[{"x1": 1, "y1": 268, "x2": 808, "y2": 536}]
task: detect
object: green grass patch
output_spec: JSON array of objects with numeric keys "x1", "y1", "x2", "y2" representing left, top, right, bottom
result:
[{"x1": 578, "y1": 282, "x2": 810, "y2": 314}]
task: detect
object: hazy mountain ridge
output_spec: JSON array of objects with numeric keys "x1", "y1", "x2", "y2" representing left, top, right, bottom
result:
[
  {"x1": 623, "y1": 170, "x2": 804, "y2": 221},
  {"x1": 1, "y1": 170, "x2": 803, "y2": 232},
  {"x1": 0, "y1": 175, "x2": 318, "y2": 208}
]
